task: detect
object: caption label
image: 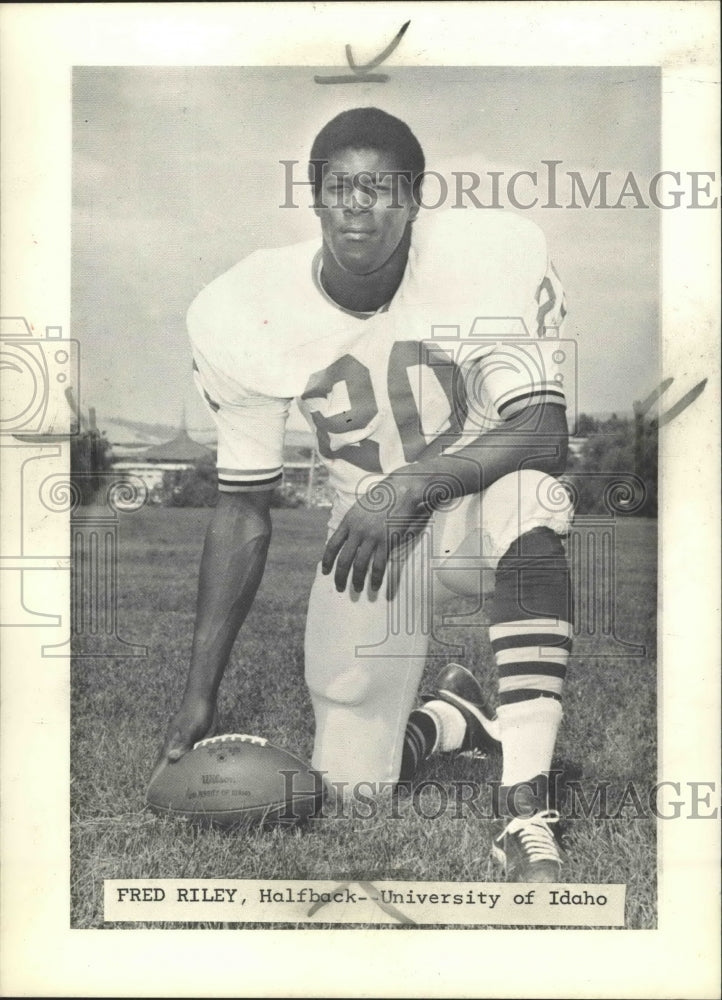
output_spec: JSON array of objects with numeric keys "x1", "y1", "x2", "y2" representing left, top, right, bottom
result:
[{"x1": 104, "y1": 879, "x2": 626, "y2": 926}]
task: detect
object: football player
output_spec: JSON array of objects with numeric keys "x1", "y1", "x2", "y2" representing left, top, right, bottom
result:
[{"x1": 160, "y1": 108, "x2": 575, "y2": 882}]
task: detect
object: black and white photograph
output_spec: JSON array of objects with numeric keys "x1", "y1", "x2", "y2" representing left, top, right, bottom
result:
[
  {"x1": 71, "y1": 61, "x2": 662, "y2": 920},
  {"x1": 1, "y1": 4, "x2": 719, "y2": 997}
]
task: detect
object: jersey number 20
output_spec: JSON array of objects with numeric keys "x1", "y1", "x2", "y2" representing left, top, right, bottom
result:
[{"x1": 301, "y1": 341, "x2": 468, "y2": 472}]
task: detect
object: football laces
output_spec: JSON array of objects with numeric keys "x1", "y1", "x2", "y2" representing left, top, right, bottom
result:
[{"x1": 193, "y1": 733, "x2": 268, "y2": 749}]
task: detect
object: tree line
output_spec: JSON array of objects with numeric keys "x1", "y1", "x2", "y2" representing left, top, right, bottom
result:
[
  {"x1": 567, "y1": 413, "x2": 657, "y2": 516},
  {"x1": 70, "y1": 413, "x2": 658, "y2": 516}
]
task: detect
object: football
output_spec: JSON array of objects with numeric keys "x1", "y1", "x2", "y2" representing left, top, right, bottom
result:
[{"x1": 146, "y1": 733, "x2": 324, "y2": 828}]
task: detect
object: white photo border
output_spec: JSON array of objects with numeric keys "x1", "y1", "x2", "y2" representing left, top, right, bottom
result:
[{"x1": 1, "y1": 4, "x2": 719, "y2": 998}]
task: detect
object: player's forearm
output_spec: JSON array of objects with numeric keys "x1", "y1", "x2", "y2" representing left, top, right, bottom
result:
[
  {"x1": 388, "y1": 404, "x2": 568, "y2": 511},
  {"x1": 183, "y1": 492, "x2": 272, "y2": 702}
]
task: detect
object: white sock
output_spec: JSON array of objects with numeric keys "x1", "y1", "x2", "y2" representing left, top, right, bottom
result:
[
  {"x1": 420, "y1": 700, "x2": 467, "y2": 752},
  {"x1": 498, "y1": 697, "x2": 563, "y2": 786}
]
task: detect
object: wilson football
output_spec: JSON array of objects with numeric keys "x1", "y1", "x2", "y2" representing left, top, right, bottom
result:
[{"x1": 146, "y1": 733, "x2": 324, "y2": 828}]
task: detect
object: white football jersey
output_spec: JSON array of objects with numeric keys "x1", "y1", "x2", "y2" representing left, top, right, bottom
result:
[{"x1": 188, "y1": 210, "x2": 568, "y2": 514}]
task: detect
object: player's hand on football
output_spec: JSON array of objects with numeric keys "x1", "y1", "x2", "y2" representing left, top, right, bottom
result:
[
  {"x1": 160, "y1": 696, "x2": 219, "y2": 765},
  {"x1": 321, "y1": 478, "x2": 429, "y2": 594}
]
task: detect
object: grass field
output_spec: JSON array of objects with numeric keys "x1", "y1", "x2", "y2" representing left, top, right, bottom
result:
[{"x1": 71, "y1": 506, "x2": 657, "y2": 929}]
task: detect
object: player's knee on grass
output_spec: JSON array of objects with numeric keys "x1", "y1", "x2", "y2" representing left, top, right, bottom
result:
[
  {"x1": 305, "y1": 664, "x2": 371, "y2": 706},
  {"x1": 308, "y1": 678, "x2": 418, "y2": 787},
  {"x1": 302, "y1": 542, "x2": 432, "y2": 786},
  {"x1": 305, "y1": 649, "x2": 426, "y2": 785}
]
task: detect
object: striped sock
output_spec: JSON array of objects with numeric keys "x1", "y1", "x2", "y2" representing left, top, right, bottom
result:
[
  {"x1": 497, "y1": 699, "x2": 563, "y2": 788},
  {"x1": 399, "y1": 700, "x2": 467, "y2": 780},
  {"x1": 490, "y1": 617, "x2": 571, "y2": 785},
  {"x1": 490, "y1": 617, "x2": 572, "y2": 708},
  {"x1": 490, "y1": 528, "x2": 573, "y2": 786},
  {"x1": 400, "y1": 710, "x2": 438, "y2": 781}
]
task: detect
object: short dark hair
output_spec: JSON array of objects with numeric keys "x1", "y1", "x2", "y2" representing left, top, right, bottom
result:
[{"x1": 308, "y1": 107, "x2": 425, "y2": 201}]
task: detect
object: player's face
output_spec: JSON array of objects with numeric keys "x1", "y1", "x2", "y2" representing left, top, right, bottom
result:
[{"x1": 314, "y1": 147, "x2": 419, "y2": 276}]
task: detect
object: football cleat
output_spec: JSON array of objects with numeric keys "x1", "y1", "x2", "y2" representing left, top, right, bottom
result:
[
  {"x1": 426, "y1": 663, "x2": 501, "y2": 756},
  {"x1": 491, "y1": 775, "x2": 564, "y2": 882}
]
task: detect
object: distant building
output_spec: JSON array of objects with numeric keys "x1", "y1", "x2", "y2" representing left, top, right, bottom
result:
[
  {"x1": 112, "y1": 422, "x2": 213, "y2": 494},
  {"x1": 108, "y1": 419, "x2": 335, "y2": 506}
]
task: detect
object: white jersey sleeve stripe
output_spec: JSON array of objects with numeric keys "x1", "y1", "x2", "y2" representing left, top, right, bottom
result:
[
  {"x1": 217, "y1": 466, "x2": 281, "y2": 476},
  {"x1": 497, "y1": 387, "x2": 567, "y2": 418},
  {"x1": 217, "y1": 472, "x2": 283, "y2": 493},
  {"x1": 190, "y1": 348, "x2": 290, "y2": 494},
  {"x1": 217, "y1": 470, "x2": 283, "y2": 486}
]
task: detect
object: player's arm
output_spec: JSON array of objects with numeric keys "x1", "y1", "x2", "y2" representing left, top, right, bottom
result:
[
  {"x1": 324, "y1": 250, "x2": 570, "y2": 594},
  {"x1": 161, "y1": 489, "x2": 273, "y2": 762},
  {"x1": 160, "y1": 308, "x2": 290, "y2": 761},
  {"x1": 397, "y1": 396, "x2": 568, "y2": 496},
  {"x1": 322, "y1": 400, "x2": 567, "y2": 593}
]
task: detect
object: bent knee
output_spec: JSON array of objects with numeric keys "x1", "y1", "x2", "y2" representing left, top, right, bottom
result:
[
  {"x1": 305, "y1": 663, "x2": 371, "y2": 707},
  {"x1": 432, "y1": 471, "x2": 573, "y2": 598},
  {"x1": 485, "y1": 469, "x2": 574, "y2": 543}
]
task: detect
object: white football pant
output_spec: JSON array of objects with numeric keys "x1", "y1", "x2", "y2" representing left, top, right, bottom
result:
[{"x1": 304, "y1": 469, "x2": 573, "y2": 789}]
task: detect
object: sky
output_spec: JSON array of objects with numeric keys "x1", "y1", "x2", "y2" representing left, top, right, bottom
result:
[{"x1": 72, "y1": 66, "x2": 660, "y2": 435}]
